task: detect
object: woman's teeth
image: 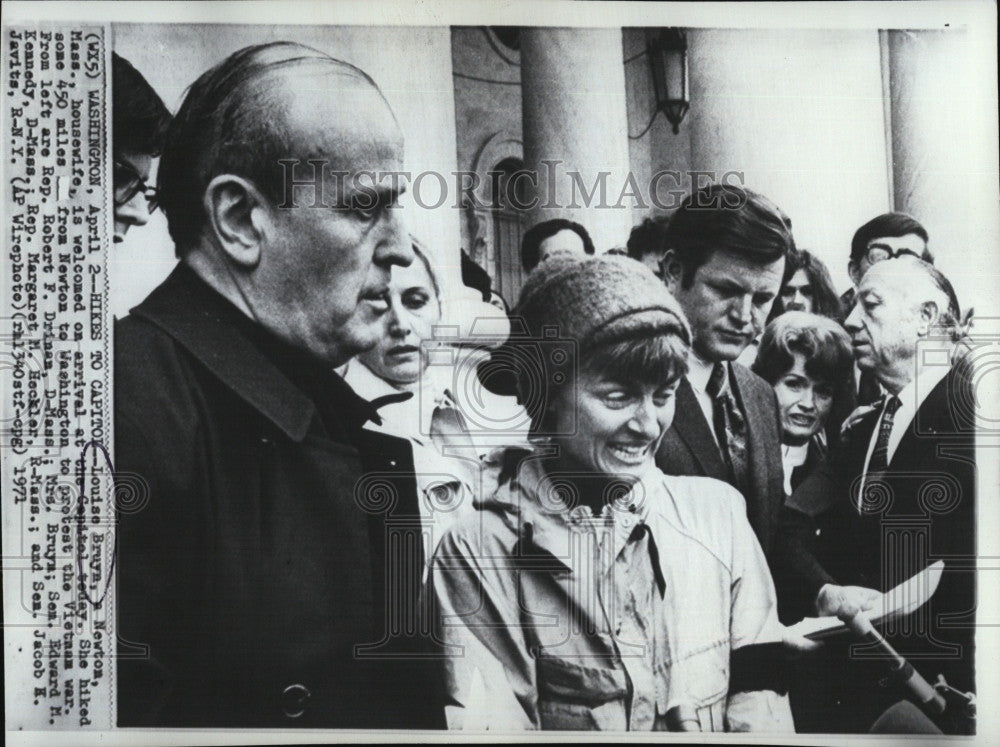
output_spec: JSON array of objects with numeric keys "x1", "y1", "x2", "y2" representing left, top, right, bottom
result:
[{"x1": 610, "y1": 443, "x2": 647, "y2": 462}]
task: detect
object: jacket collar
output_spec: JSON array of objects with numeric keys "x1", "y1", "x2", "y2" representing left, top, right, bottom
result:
[
  {"x1": 670, "y1": 376, "x2": 729, "y2": 477},
  {"x1": 489, "y1": 449, "x2": 659, "y2": 571},
  {"x1": 888, "y1": 361, "x2": 970, "y2": 464},
  {"x1": 731, "y1": 362, "x2": 774, "y2": 494},
  {"x1": 128, "y1": 262, "x2": 374, "y2": 443}
]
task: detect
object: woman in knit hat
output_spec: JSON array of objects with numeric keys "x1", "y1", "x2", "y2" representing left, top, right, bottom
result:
[{"x1": 429, "y1": 254, "x2": 796, "y2": 732}]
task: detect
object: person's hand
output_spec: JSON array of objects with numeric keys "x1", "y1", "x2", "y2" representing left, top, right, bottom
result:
[
  {"x1": 841, "y1": 404, "x2": 879, "y2": 437},
  {"x1": 780, "y1": 623, "x2": 824, "y2": 656},
  {"x1": 815, "y1": 583, "x2": 881, "y2": 621}
]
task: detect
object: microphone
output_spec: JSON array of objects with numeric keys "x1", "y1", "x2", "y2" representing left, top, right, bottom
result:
[
  {"x1": 847, "y1": 611, "x2": 946, "y2": 717},
  {"x1": 870, "y1": 701, "x2": 943, "y2": 734}
]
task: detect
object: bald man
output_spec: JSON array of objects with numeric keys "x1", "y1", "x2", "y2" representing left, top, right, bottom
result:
[
  {"x1": 776, "y1": 256, "x2": 976, "y2": 733},
  {"x1": 115, "y1": 43, "x2": 444, "y2": 727}
]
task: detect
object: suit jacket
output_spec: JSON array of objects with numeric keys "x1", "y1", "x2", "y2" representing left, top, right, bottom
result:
[
  {"x1": 778, "y1": 362, "x2": 976, "y2": 730},
  {"x1": 115, "y1": 264, "x2": 444, "y2": 728},
  {"x1": 655, "y1": 362, "x2": 785, "y2": 558}
]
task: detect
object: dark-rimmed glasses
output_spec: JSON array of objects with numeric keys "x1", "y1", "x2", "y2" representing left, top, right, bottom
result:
[
  {"x1": 864, "y1": 244, "x2": 920, "y2": 266},
  {"x1": 114, "y1": 159, "x2": 159, "y2": 213}
]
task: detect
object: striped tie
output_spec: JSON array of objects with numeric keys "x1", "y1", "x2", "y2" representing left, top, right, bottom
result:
[
  {"x1": 860, "y1": 395, "x2": 901, "y2": 512},
  {"x1": 706, "y1": 363, "x2": 750, "y2": 496}
]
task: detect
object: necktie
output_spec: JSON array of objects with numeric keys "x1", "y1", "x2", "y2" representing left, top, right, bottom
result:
[
  {"x1": 860, "y1": 395, "x2": 901, "y2": 511},
  {"x1": 706, "y1": 363, "x2": 750, "y2": 495}
]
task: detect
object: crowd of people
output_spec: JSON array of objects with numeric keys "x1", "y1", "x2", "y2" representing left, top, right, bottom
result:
[{"x1": 113, "y1": 42, "x2": 977, "y2": 734}]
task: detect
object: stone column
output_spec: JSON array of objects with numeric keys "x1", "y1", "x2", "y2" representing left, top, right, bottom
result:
[
  {"x1": 883, "y1": 28, "x2": 992, "y2": 312},
  {"x1": 684, "y1": 28, "x2": 889, "y2": 292},
  {"x1": 520, "y1": 28, "x2": 634, "y2": 254}
]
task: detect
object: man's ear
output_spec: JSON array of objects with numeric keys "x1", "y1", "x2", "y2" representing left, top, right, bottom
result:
[
  {"x1": 203, "y1": 175, "x2": 267, "y2": 269},
  {"x1": 847, "y1": 260, "x2": 861, "y2": 287},
  {"x1": 917, "y1": 300, "x2": 941, "y2": 336},
  {"x1": 660, "y1": 249, "x2": 684, "y2": 294}
]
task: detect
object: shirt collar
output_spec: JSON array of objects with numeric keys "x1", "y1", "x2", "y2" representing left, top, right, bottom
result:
[
  {"x1": 342, "y1": 359, "x2": 404, "y2": 402},
  {"x1": 687, "y1": 351, "x2": 717, "y2": 395},
  {"x1": 893, "y1": 358, "x2": 951, "y2": 416},
  {"x1": 782, "y1": 441, "x2": 810, "y2": 465},
  {"x1": 509, "y1": 453, "x2": 660, "y2": 568}
]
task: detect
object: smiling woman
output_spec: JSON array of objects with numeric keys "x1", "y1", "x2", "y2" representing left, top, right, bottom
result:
[{"x1": 430, "y1": 253, "x2": 797, "y2": 732}]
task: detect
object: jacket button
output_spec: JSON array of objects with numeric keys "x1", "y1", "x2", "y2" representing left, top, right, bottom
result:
[{"x1": 281, "y1": 683, "x2": 311, "y2": 719}]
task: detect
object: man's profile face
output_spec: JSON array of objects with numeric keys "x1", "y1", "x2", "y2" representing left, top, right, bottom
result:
[
  {"x1": 855, "y1": 232, "x2": 926, "y2": 279},
  {"x1": 537, "y1": 229, "x2": 585, "y2": 264},
  {"x1": 113, "y1": 151, "x2": 155, "y2": 243},
  {"x1": 844, "y1": 261, "x2": 925, "y2": 381},
  {"x1": 668, "y1": 248, "x2": 784, "y2": 362},
  {"x1": 256, "y1": 75, "x2": 411, "y2": 366}
]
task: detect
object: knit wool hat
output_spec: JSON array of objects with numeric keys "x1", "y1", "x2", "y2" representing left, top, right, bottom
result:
[
  {"x1": 513, "y1": 252, "x2": 691, "y2": 350},
  {"x1": 508, "y1": 253, "x2": 691, "y2": 417}
]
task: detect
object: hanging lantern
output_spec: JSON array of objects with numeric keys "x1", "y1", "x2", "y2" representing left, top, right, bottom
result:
[{"x1": 647, "y1": 28, "x2": 689, "y2": 135}]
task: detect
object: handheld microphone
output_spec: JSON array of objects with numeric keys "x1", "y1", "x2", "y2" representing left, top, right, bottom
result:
[{"x1": 847, "y1": 611, "x2": 946, "y2": 717}]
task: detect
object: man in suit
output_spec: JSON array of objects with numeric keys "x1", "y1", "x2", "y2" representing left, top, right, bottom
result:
[
  {"x1": 842, "y1": 212, "x2": 932, "y2": 404},
  {"x1": 778, "y1": 256, "x2": 976, "y2": 733},
  {"x1": 115, "y1": 42, "x2": 444, "y2": 727},
  {"x1": 655, "y1": 183, "x2": 793, "y2": 557}
]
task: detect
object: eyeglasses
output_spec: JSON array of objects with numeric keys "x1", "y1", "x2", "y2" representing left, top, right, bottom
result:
[
  {"x1": 865, "y1": 245, "x2": 920, "y2": 266},
  {"x1": 114, "y1": 159, "x2": 159, "y2": 213}
]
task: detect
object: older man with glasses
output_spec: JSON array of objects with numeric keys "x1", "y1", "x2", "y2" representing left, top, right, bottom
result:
[{"x1": 841, "y1": 212, "x2": 932, "y2": 313}]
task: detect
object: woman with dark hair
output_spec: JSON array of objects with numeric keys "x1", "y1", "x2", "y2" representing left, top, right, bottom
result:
[
  {"x1": 431, "y1": 254, "x2": 797, "y2": 732},
  {"x1": 112, "y1": 52, "x2": 172, "y2": 243},
  {"x1": 752, "y1": 312, "x2": 854, "y2": 495},
  {"x1": 769, "y1": 249, "x2": 844, "y2": 324}
]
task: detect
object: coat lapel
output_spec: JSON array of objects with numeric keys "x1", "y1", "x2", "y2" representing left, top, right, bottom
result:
[
  {"x1": 729, "y1": 364, "x2": 783, "y2": 550},
  {"x1": 887, "y1": 366, "x2": 960, "y2": 472},
  {"x1": 669, "y1": 376, "x2": 728, "y2": 479},
  {"x1": 730, "y1": 365, "x2": 771, "y2": 507}
]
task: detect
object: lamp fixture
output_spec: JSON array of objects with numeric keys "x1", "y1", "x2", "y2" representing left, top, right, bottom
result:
[{"x1": 647, "y1": 28, "x2": 689, "y2": 135}]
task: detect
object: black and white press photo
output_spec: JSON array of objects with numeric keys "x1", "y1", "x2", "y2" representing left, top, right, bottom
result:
[{"x1": 2, "y1": 1, "x2": 998, "y2": 743}]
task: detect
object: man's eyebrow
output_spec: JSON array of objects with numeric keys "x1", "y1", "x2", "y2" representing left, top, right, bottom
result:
[
  {"x1": 708, "y1": 275, "x2": 744, "y2": 289},
  {"x1": 347, "y1": 181, "x2": 406, "y2": 201},
  {"x1": 866, "y1": 241, "x2": 893, "y2": 250}
]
